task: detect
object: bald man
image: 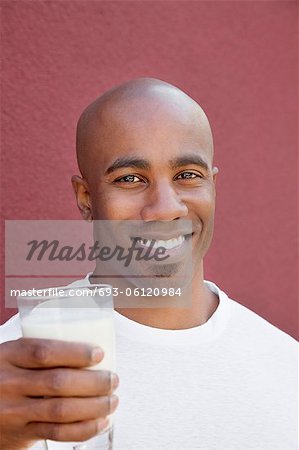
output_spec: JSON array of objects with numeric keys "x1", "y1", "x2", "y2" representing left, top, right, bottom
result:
[{"x1": 0, "y1": 79, "x2": 297, "y2": 450}]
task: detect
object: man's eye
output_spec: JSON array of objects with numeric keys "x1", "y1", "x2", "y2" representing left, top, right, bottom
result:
[
  {"x1": 114, "y1": 175, "x2": 143, "y2": 183},
  {"x1": 175, "y1": 171, "x2": 201, "y2": 180}
]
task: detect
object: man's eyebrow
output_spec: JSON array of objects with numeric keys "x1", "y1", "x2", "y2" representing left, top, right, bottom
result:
[
  {"x1": 169, "y1": 154, "x2": 210, "y2": 171},
  {"x1": 105, "y1": 156, "x2": 151, "y2": 175}
]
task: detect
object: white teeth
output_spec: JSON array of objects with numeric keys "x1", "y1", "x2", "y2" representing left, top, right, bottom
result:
[{"x1": 136, "y1": 235, "x2": 185, "y2": 250}]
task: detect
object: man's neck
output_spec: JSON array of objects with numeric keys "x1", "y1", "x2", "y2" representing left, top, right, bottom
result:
[
  {"x1": 115, "y1": 284, "x2": 218, "y2": 329},
  {"x1": 90, "y1": 266, "x2": 219, "y2": 330}
]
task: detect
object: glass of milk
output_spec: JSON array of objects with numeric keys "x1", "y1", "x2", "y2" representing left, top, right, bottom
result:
[{"x1": 17, "y1": 284, "x2": 116, "y2": 450}]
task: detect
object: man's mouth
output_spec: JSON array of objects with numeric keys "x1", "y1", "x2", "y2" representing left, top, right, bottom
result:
[{"x1": 133, "y1": 233, "x2": 193, "y2": 250}]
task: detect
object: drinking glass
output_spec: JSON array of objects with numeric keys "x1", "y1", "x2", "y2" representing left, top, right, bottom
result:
[{"x1": 17, "y1": 284, "x2": 116, "y2": 450}]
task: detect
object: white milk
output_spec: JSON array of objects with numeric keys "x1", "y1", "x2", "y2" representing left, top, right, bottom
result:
[{"x1": 21, "y1": 305, "x2": 115, "y2": 371}]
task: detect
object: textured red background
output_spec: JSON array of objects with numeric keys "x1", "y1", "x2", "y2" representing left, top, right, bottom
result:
[{"x1": 1, "y1": 1, "x2": 297, "y2": 339}]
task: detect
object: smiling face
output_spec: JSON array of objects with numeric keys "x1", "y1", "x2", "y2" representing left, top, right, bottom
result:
[{"x1": 73, "y1": 79, "x2": 218, "y2": 287}]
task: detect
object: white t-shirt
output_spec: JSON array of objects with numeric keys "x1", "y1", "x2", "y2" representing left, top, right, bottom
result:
[{"x1": 1, "y1": 277, "x2": 298, "y2": 450}]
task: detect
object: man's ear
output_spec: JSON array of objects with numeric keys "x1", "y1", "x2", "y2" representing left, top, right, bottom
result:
[
  {"x1": 212, "y1": 166, "x2": 219, "y2": 185},
  {"x1": 71, "y1": 175, "x2": 93, "y2": 222}
]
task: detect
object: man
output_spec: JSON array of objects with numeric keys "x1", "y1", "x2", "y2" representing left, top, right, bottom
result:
[{"x1": 0, "y1": 78, "x2": 297, "y2": 449}]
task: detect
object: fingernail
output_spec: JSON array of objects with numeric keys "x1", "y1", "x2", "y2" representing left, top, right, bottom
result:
[
  {"x1": 97, "y1": 418, "x2": 109, "y2": 434},
  {"x1": 91, "y1": 347, "x2": 104, "y2": 363},
  {"x1": 109, "y1": 394, "x2": 119, "y2": 413},
  {"x1": 111, "y1": 372, "x2": 119, "y2": 390}
]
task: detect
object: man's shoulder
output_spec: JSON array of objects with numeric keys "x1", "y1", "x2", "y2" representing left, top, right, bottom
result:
[
  {"x1": 208, "y1": 280, "x2": 296, "y2": 347},
  {"x1": 227, "y1": 295, "x2": 297, "y2": 351}
]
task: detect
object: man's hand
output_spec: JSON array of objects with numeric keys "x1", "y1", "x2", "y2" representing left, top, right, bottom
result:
[{"x1": 0, "y1": 338, "x2": 119, "y2": 450}]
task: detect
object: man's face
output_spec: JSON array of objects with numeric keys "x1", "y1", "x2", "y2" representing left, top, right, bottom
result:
[{"x1": 76, "y1": 92, "x2": 217, "y2": 286}]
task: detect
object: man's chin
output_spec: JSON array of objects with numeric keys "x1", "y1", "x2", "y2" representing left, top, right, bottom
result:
[
  {"x1": 151, "y1": 263, "x2": 180, "y2": 278},
  {"x1": 126, "y1": 262, "x2": 192, "y2": 290}
]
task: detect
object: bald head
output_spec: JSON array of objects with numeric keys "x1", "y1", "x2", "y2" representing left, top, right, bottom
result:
[{"x1": 76, "y1": 78, "x2": 214, "y2": 179}]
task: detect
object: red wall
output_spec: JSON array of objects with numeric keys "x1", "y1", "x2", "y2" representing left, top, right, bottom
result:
[{"x1": 1, "y1": 1, "x2": 297, "y2": 339}]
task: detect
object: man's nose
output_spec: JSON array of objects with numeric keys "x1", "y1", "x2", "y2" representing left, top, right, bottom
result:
[{"x1": 140, "y1": 181, "x2": 188, "y2": 221}]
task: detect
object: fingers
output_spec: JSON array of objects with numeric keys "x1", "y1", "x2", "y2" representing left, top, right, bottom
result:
[
  {"x1": 0, "y1": 338, "x2": 119, "y2": 449},
  {"x1": 24, "y1": 395, "x2": 119, "y2": 423},
  {"x1": 2, "y1": 338, "x2": 103, "y2": 369},
  {"x1": 3, "y1": 367, "x2": 118, "y2": 398},
  {"x1": 26, "y1": 418, "x2": 110, "y2": 443}
]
